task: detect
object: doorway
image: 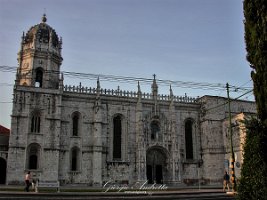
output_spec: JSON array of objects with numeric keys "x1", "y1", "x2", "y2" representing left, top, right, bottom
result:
[
  {"x1": 0, "y1": 157, "x2": 7, "y2": 184},
  {"x1": 147, "y1": 165, "x2": 152, "y2": 184},
  {"x1": 156, "y1": 165, "x2": 163, "y2": 184},
  {"x1": 146, "y1": 147, "x2": 167, "y2": 184}
]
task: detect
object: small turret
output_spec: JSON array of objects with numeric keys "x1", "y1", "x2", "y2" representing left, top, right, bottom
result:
[
  {"x1": 151, "y1": 74, "x2": 158, "y2": 98},
  {"x1": 96, "y1": 77, "x2": 101, "y2": 99},
  {"x1": 151, "y1": 74, "x2": 159, "y2": 116},
  {"x1": 170, "y1": 85, "x2": 174, "y2": 101},
  {"x1": 137, "y1": 81, "x2": 142, "y2": 103}
]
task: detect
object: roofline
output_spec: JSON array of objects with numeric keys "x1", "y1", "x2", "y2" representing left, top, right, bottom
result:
[
  {"x1": 0, "y1": 125, "x2": 10, "y2": 135},
  {"x1": 199, "y1": 95, "x2": 255, "y2": 103}
]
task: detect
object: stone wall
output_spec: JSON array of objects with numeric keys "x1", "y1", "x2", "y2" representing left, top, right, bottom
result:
[{"x1": 6, "y1": 84, "x2": 256, "y2": 186}]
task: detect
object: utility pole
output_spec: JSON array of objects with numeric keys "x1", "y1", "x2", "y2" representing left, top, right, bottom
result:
[{"x1": 226, "y1": 83, "x2": 236, "y2": 192}]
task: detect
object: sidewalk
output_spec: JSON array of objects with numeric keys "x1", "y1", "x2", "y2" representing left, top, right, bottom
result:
[
  {"x1": 0, "y1": 184, "x2": 236, "y2": 200},
  {"x1": 0, "y1": 183, "x2": 225, "y2": 193}
]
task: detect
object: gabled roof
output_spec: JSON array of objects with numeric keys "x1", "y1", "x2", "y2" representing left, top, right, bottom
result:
[{"x1": 0, "y1": 125, "x2": 10, "y2": 135}]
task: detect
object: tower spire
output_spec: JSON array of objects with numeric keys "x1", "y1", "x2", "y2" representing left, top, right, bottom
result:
[
  {"x1": 42, "y1": 13, "x2": 47, "y2": 23},
  {"x1": 151, "y1": 74, "x2": 158, "y2": 115},
  {"x1": 170, "y1": 85, "x2": 173, "y2": 99},
  {"x1": 151, "y1": 74, "x2": 158, "y2": 97},
  {"x1": 137, "y1": 81, "x2": 142, "y2": 103}
]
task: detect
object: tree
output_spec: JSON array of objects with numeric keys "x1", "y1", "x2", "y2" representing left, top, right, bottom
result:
[
  {"x1": 237, "y1": 119, "x2": 267, "y2": 199},
  {"x1": 243, "y1": 0, "x2": 267, "y2": 123},
  {"x1": 238, "y1": 0, "x2": 267, "y2": 199}
]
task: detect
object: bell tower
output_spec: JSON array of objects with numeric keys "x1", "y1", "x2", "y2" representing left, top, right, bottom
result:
[
  {"x1": 16, "y1": 14, "x2": 63, "y2": 89},
  {"x1": 7, "y1": 15, "x2": 63, "y2": 184}
]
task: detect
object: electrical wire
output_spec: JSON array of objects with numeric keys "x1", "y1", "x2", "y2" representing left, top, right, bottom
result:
[
  {"x1": 0, "y1": 65, "x2": 253, "y2": 93},
  {"x1": 205, "y1": 89, "x2": 254, "y2": 113},
  {"x1": 0, "y1": 64, "x2": 256, "y2": 115}
]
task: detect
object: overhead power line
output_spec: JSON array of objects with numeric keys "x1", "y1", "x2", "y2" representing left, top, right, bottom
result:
[{"x1": 0, "y1": 65, "x2": 252, "y2": 92}]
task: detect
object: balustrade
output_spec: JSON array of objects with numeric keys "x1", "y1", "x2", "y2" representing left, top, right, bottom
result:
[{"x1": 63, "y1": 84, "x2": 197, "y2": 103}]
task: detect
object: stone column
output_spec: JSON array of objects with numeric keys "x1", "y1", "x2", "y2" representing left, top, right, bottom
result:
[
  {"x1": 92, "y1": 80, "x2": 103, "y2": 186},
  {"x1": 135, "y1": 82, "x2": 146, "y2": 182}
]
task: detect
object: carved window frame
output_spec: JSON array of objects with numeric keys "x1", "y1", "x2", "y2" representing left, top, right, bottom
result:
[
  {"x1": 26, "y1": 143, "x2": 41, "y2": 170},
  {"x1": 30, "y1": 110, "x2": 41, "y2": 134}
]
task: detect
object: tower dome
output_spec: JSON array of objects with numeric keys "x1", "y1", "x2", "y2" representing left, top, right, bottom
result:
[{"x1": 23, "y1": 14, "x2": 61, "y2": 49}]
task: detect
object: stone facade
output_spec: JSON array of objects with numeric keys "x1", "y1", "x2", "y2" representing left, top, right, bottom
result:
[
  {"x1": 222, "y1": 112, "x2": 255, "y2": 179},
  {"x1": 6, "y1": 15, "x2": 256, "y2": 186}
]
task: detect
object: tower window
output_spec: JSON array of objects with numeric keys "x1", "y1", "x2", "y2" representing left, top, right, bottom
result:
[
  {"x1": 31, "y1": 112, "x2": 41, "y2": 133},
  {"x1": 185, "y1": 119, "x2": 194, "y2": 159},
  {"x1": 72, "y1": 112, "x2": 80, "y2": 136},
  {"x1": 35, "y1": 68, "x2": 43, "y2": 87},
  {"x1": 113, "y1": 115, "x2": 122, "y2": 160}
]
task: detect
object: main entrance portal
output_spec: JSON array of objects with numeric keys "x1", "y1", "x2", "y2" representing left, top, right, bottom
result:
[{"x1": 146, "y1": 147, "x2": 167, "y2": 184}]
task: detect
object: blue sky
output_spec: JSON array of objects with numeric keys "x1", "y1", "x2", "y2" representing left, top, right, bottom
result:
[{"x1": 0, "y1": 0, "x2": 253, "y2": 128}]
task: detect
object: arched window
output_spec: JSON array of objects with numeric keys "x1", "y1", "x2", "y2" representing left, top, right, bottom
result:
[
  {"x1": 73, "y1": 115, "x2": 79, "y2": 136},
  {"x1": 35, "y1": 68, "x2": 43, "y2": 87},
  {"x1": 113, "y1": 115, "x2": 122, "y2": 160},
  {"x1": 185, "y1": 119, "x2": 194, "y2": 159},
  {"x1": 72, "y1": 112, "x2": 80, "y2": 136},
  {"x1": 151, "y1": 120, "x2": 160, "y2": 140},
  {"x1": 70, "y1": 147, "x2": 79, "y2": 171},
  {"x1": 31, "y1": 111, "x2": 41, "y2": 133},
  {"x1": 27, "y1": 143, "x2": 41, "y2": 170}
]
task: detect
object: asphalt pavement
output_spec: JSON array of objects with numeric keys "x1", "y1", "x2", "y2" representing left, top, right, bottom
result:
[{"x1": 0, "y1": 185, "x2": 235, "y2": 200}]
